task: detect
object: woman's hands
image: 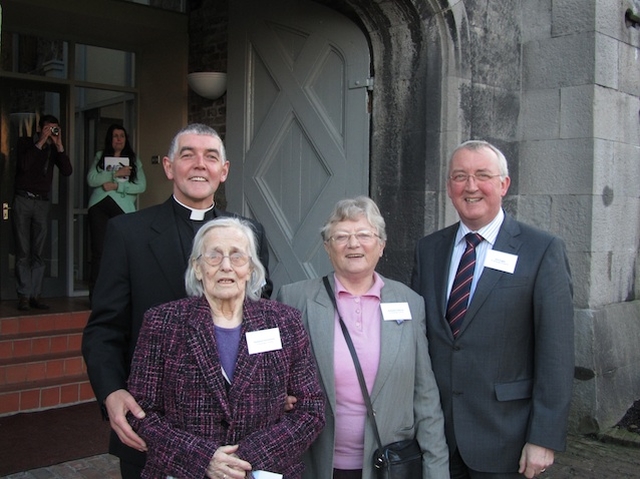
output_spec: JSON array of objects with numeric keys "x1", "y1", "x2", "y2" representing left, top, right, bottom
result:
[
  {"x1": 114, "y1": 165, "x2": 132, "y2": 178},
  {"x1": 206, "y1": 445, "x2": 252, "y2": 479}
]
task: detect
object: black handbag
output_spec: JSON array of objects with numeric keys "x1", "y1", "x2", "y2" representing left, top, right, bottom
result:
[
  {"x1": 373, "y1": 438, "x2": 423, "y2": 479},
  {"x1": 322, "y1": 276, "x2": 423, "y2": 479}
]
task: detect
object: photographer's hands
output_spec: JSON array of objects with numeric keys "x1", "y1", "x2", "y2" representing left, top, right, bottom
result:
[{"x1": 38, "y1": 123, "x2": 65, "y2": 152}]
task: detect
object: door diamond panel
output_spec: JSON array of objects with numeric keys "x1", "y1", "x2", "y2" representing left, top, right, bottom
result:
[{"x1": 228, "y1": 0, "x2": 370, "y2": 293}]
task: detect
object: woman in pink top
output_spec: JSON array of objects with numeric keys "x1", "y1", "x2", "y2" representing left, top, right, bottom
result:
[{"x1": 278, "y1": 196, "x2": 449, "y2": 479}]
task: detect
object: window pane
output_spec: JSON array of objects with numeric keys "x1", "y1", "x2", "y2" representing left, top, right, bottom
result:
[
  {"x1": 1, "y1": 31, "x2": 68, "y2": 79},
  {"x1": 75, "y1": 44, "x2": 135, "y2": 87},
  {"x1": 72, "y1": 86, "x2": 136, "y2": 294}
]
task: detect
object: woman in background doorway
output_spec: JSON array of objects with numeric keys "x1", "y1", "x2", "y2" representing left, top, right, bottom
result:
[{"x1": 87, "y1": 124, "x2": 146, "y2": 299}]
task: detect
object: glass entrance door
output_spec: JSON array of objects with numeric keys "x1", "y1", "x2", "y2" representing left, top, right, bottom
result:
[
  {"x1": 73, "y1": 87, "x2": 136, "y2": 295},
  {"x1": 0, "y1": 79, "x2": 70, "y2": 300}
]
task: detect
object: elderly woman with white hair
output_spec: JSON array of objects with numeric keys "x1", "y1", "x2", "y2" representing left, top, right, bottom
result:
[{"x1": 127, "y1": 216, "x2": 325, "y2": 479}]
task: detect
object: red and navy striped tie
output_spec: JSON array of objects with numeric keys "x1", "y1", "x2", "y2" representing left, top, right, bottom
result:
[{"x1": 446, "y1": 233, "x2": 483, "y2": 337}]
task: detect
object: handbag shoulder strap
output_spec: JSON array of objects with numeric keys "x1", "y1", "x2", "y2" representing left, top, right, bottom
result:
[{"x1": 322, "y1": 275, "x2": 384, "y2": 451}]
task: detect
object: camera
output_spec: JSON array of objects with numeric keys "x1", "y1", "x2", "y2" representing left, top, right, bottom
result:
[{"x1": 50, "y1": 126, "x2": 60, "y2": 136}]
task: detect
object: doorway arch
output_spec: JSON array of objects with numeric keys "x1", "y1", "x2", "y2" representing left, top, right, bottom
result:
[{"x1": 311, "y1": 0, "x2": 471, "y2": 282}]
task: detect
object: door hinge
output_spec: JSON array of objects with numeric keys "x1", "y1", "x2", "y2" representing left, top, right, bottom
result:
[
  {"x1": 3, "y1": 202, "x2": 10, "y2": 220},
  {"x1": 349, "y1": 77, "x2": 374, "y2": 91}
]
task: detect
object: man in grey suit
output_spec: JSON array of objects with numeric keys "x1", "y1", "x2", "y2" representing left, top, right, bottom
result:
[{"x1": 411, "y1": 140, "x2": 574, "y2": 479}]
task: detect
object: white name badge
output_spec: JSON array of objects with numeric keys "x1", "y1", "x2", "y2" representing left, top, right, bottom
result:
[
  {"x1": 484, "y1": 249, "x2": 518, "y2": 274},
  {"x1": 252, "y1": 471, "x2": 283, "y2": 479},
  {"x1": 246, "y1": 328, "x2": 282, "y2": 355},
  {"x1": 380, "y1": 302, "x2": 412, "y2": 321}
]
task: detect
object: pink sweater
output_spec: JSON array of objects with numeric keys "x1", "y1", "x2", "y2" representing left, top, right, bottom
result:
[{"x1": 332, "y1": 274, "x2": 383, "y2": 470}]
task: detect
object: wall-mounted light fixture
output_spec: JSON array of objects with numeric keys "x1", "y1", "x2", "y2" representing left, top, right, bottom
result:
[{"x1": 187, "y1": 72, "x2": 228, "y2": 100}]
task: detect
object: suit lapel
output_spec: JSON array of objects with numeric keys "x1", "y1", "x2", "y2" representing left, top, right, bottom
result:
[
  {"x1": 370, "y1": 282, "x2": 407, "y2": 402},
  {"x1": 187, "y1": 298, "x2": 232, "y2": 417},
  {"x1": 148, "y1": 199, "x2": 187, "y2": 299},
  {"x1": 227, "y1": 303, "x2": 263, "y2": 405},
  {"x1": 435, "y1": 225, "x2": 458, "y2": 336},
  {"x1": 460, "y1": 215, "x2": 523, "y2": 335},
  {"x1": 306, "y1": 278, "x2": 338, "y2": 415}
]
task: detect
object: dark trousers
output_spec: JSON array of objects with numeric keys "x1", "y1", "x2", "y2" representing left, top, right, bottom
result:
[
  {"x1": 450, "y1": 447, "x2": 523, "y2": 479},
  {"x1": 119, "y1": 459, "x2": 143, "y2": 479},
  {"x1": 88, "y1": 196, "x2": 124, "y2": 295},
  {"x1": 12, "y1": 195, "x2": 50, "y2": 298},
  {"x1": 333, "y1": 469, "x2": 362, "y2": 479}
]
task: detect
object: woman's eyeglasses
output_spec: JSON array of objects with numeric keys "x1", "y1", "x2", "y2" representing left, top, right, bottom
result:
[
  {"x1": 328, "y1": 230, "x2": 380, "y2": 246},
  {"x1": 198, "y1": 252, "x2": 250, "y2": 267}
]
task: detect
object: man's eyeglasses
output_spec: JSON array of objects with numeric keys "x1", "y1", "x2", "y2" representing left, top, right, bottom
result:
[
  {"x1": 198, "y1": 252, "x2": 250, "y2": 267},
  {"x1": 449, "y1": 172, "x2": 502, "y2": 183},
  {"x1": 328, "y1": 230, "x2": 380, "y2": 246}
]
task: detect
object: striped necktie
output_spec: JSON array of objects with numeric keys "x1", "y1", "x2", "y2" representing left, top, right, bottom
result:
[{"x1": 446, "y1": 232, "x2": 483, "y2": 337}]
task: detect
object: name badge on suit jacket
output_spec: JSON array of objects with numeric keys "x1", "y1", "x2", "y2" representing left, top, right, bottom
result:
[
  {"x1": 380, "y1": 302, "x2": 412, "y2": 322},
  {"x1": 246, "y1": 328, "x2": 283, "y2": 354},
  {"x1": 485, "y1": 250, "x2": 518, "y2": 274},
  {"x1": 252, "y1": 471, "x2": 283, "y2": 479}
]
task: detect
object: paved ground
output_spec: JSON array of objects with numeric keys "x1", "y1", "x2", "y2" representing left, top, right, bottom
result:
[
  {"x1": 3, "y1": 431, "x2": 640, "y2": 479},
  {"x1": 2, "y1": 454, "x2": 120, "y2": 479}
]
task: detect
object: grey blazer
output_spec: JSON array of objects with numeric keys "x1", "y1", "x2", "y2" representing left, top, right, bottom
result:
[
  {"x1": 411, "y1": 213, "x2": 574, "y2": 473},
  {"x1": 277, "y1": 273, "x2": 449, "y2": 479}
]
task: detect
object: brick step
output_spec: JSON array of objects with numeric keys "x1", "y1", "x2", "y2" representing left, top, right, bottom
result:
[
  {"x1": 0, "y1": 330, "x2": 82, "y2": 361},
  {"x1": 0, "y1": 310, "x2": 90, "y2": 337},
  {"x1": 0, "y1": 351, "x2": 87, "y2": 386},
  {"x1": 0, "y1": 373, "x2": 96, "y2": 416},
  {"x1": 0, "y1": 299, "x2": 95, "y2": 416}
]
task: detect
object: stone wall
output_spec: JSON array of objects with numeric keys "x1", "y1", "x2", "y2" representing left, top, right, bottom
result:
[{"x1": 518, "y1": 0, "x2": 640, "y2": 432}]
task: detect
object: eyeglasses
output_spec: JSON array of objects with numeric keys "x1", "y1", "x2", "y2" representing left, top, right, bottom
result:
[
  {"x1": 198, "y1": 252, "x2": 250, "y2": 267},
  {"x1": 328, "y1": 230, "x2": 380, "y2": 246},
  {"x1": 449, "y1": 172, "x2": 502, "y2": 183}
]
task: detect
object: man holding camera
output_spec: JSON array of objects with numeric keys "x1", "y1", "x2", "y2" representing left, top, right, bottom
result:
[{"x1": 13, "y1": 114, "x2": 72, "y2": 311}]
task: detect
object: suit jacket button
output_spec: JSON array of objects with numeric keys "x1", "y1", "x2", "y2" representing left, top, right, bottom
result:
[{"x1": 220, "y1": 419, "x2": 230, "y2": 429}]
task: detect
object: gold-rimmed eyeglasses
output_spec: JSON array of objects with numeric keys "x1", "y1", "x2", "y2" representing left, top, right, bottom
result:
[
  {"x1": 449, "y1": 172, "x2": 502, "y2": 183},
  {"x1": 328, "y1": 230, "x2": 380, "y2": 246},
  {"x1": 198, "y1": 251, "x2": 250, "y2": 267}
]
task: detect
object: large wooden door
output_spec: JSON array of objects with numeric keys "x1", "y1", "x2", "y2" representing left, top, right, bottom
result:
[{"x1": 227, "y1": 0, "x2": 371, "y2": 294}]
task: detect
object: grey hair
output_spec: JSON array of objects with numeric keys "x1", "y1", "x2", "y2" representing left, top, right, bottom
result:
[
  {"x1": 449, "y1": 140, "x2": 509, "y2": 178},
  {"x1": 320, "y1": 196, "x2": 387, "y2": 242},
  {"x1": 167, "y1": 123, "x2": 227, "y2": 163},
  {"x1": 185, "y1": 216, "x2": 266, "y2": 301}
]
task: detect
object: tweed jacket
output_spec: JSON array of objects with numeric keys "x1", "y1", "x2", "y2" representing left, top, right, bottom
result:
[
  {"x1": 277, "y1": 273, "x2": 449, "y2": 479},
  {"x1": 82, "y1": 197, "x2": 271, "y2": 466},
  {"x1": 411, "y1": 214, "x2": 574, "y2": 473},
  {"x1": 127, "y1": 296, "x2": 325, "y2": 479}
]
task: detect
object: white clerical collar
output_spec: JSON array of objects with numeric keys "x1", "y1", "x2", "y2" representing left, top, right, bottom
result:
[{"x1": 173, "y1": 195, "x2": 215, "y2": 220}]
